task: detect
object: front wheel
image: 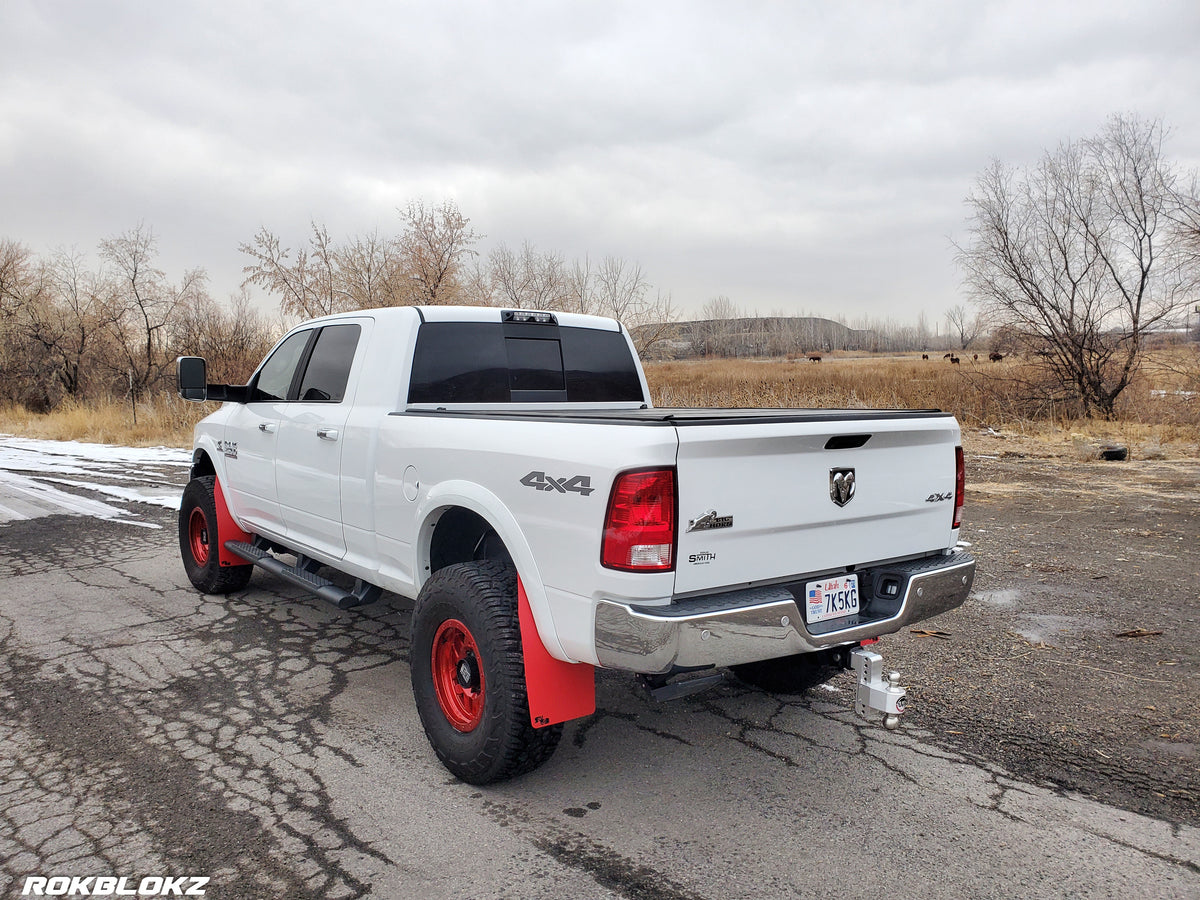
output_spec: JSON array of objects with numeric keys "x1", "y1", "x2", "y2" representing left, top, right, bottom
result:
[
  {"x1": 178, "y1": 476, "x2": 253, "y2": 594},
  {"x1": 410, "y1": 561, "x2": 562, "y2": 784}
]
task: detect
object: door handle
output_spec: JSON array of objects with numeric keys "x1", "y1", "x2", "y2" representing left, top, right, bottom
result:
[
  {"x1": 259, "y1": 423, "x2": 276, "y2": 434},
  {"x1": 317, "y1": 428, "x2": 339, "y2": 442}
]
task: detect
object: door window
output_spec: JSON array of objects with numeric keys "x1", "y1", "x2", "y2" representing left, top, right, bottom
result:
[{"x1": 297, "y1": 324, "x2": 362, "y2": 403}]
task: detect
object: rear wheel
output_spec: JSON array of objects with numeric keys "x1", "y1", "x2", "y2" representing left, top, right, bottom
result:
[
  {"x1": 731, "y1": 647, "x2": 847, "y2": 694},
  {"x1": 410, "y1": 561, "x2": 562, "y2": 784},
  {"x1": 178, "y1": 476, "x2": 253, "y2": 594}
]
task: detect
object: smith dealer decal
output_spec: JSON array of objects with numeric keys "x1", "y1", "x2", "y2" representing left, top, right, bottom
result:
[{"x1": 520, "y1": 471, "x2": 594, "y2": 497}]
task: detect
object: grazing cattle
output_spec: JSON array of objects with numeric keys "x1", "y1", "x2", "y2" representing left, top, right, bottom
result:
[
  {"x1": 807, "y1": 353, "x2": 822, "y2": 363},
  {"x1": 943, "y1": 352, "x2": 953, "y2": 360},
  {"x1": 921, "y1": 353, "x2": 929, "y2": 360},
  {"x1": 989, "y1": 351, "x2": 1004, "y2": 362},
  {"x1": 949, "y1": 355, "x2": 960, "y2": 364},
  {"x1": 973, "y1": 354, "x2": 978, "y2": 361}
]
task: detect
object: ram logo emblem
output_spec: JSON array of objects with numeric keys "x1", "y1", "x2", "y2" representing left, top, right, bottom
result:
[{"x1": 829, "y1": 468, "x2": 856, "y2": 507}]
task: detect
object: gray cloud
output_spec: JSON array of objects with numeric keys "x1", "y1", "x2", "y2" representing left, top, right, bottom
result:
[{"x1": 3, "y1": 0, "x2": 1198, "y2": 321}]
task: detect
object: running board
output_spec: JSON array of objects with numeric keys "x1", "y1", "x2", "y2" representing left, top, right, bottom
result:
[{"x1": 224, "y1": 540, "x2": 381, "y2": 610}]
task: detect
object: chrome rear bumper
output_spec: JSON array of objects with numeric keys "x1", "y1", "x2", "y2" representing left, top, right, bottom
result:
[{"x1": 594, "y1": 552, "x2": 975, "y2": 674}]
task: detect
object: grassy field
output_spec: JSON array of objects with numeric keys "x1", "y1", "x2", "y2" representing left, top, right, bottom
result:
[{"x1": 2, "y1": 352, "x2": 1196, "y2": 458}]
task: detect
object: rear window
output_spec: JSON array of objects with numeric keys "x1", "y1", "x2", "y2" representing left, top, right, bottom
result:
[{"x1": 408, "y1": 321, "x2": 644, "y2": 404}]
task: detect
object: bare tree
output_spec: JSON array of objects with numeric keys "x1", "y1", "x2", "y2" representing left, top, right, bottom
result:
[
  {"x1": 957, "y1": 115, "x2": 1200, "y2": 418},
  {"x1": 944, "y1": 304, "x2": 983, "y2": 350},
  {"x1": 100, "y1": 224, "x2": 201, "y2": 404},
  {"x1": 486, "y1": 241, "x2": 571, "y2": 310},
  {"x1": 240, "y1": 222, "x2": 347, "y2": 320},
  {"x1": 398, "y1": 200, "x2": 480, "y2": 305}
]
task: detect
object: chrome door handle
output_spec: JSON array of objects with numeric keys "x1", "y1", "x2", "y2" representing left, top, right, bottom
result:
[
  {"x1": 259, "y1": 423, "x2": 276, "y2": 434},
  {"x1": 317, "y1": 428, "x2": 339, "y2": 442}
]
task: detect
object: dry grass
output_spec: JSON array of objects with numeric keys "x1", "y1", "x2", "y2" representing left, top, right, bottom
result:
[
  {"x1": 0, "y1": 396, "x2": 204, "y2": 448},
  {"x1": 2, "y1": 351, "x2": 1196, "y2": 460},
  {"x1": 644, "y1": 353, "x2": 1200, "y2": 460}
]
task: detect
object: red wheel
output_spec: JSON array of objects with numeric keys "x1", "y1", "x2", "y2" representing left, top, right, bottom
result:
[
  {"x1": 188, "y1": 507, "x2": 211, "y2": 566},
  {"x1": 178, "y1": 476, "x2": 253, "y2": 594},
  {"x1": 410, "y1": 561, "x2": 563, "y2": 784},
  {"x1": 431, "y1": 619, "x2": 485, "y2": 732}
]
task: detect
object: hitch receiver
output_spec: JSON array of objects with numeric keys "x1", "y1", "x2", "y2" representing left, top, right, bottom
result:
[{"x1": 850, "y1": 646, "x2": 907, "y2": 730}]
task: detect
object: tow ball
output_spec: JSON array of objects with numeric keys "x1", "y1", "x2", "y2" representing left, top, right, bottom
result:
[{"x1": 849, "y1": 646, "x2": 907, "y2": 730}]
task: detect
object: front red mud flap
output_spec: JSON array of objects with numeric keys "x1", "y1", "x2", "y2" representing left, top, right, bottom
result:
[
  {"x1": 214, "y1": 478, "x2": 254, "y2": 569},
  {"x1": 517, "y1": 579, "x2": 596, "y2": 728}
]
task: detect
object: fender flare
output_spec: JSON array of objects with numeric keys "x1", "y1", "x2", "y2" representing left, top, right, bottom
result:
[{"x1": 416, "y1": 480, "x2": 569, "y2": 662}]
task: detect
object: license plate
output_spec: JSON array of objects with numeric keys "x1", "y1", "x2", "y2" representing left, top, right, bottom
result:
[{"x1": 805, "y1": 574, "x2": 859, "y2": 625}]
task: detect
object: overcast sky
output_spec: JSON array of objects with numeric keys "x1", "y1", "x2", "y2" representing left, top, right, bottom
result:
[{"x1": 3, "y1": 0, "x2": 1199, "y2": 324}]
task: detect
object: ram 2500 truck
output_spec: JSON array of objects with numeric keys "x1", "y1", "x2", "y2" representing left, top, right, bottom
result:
[{"x1": 176, "y1": 305, "x2": 975, "y2": 784}]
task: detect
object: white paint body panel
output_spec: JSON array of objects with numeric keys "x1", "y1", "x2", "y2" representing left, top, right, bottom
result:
[{"x1": 191, "y1": 306, "x2": 963, "y2": 669}]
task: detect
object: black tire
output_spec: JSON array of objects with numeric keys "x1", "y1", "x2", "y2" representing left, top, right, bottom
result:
[
  {"x1": 731, "y1": 647, "x2": 847, "y2": 694},
  {"x1": 410, "y1": 561, "x2": 562, "y2": 784},
  {"x1": 179, "y1": 476, "x2": 253, "y2": 595}
]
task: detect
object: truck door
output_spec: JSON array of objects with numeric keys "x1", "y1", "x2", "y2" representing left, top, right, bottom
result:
[
  {"x1": 222, "y1": 328, "x2": 315, "y2": 536},
  {"x1": 275, "y1": 321, "x2": 366, "y2": 560}
]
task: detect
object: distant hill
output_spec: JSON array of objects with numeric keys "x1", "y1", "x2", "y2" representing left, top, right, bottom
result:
[{"x1": 636, "y1": 316, "x2": 868, "y2": 359}]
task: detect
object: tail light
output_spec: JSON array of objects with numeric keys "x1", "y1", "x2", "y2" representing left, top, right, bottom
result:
[
  {"x1": 601, "y1": 468, "x2": 676, "y2": 571},
  {"x1": 953, "y1": 445, "x2": 965, "y2": 529}
]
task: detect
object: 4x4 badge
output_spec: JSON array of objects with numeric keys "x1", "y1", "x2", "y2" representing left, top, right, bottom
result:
[{"x1": 830, "y1": 468, "x2": 855, "y2": 507}]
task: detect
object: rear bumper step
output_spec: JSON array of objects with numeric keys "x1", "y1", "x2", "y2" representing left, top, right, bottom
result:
[
  {"x1": 595, "y1": 552, "x2": 975, "y2": 675},
  {"x1": 224, "y1": 539, "x2": 381, "y2": 610}
]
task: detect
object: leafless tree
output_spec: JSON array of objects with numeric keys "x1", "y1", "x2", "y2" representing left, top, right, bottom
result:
[
  {"x1": 957, "y1": 114, "x2": 1200, "y2": 418},
  {"x1": 100, "y1": 224, "x2": 202, "y2": 404},
  {"x1": 486, "y1": 241, "x2": 571, "y2": 310},
  {"x1": 240, "y1": 222, "x2": 347, "y2": 320},
  {"x1": 945, "y1": 304, "x2": 983, "y2": 350},
  {"x1": 398, "y1": 200, "x2": 480, "y2": 305}
]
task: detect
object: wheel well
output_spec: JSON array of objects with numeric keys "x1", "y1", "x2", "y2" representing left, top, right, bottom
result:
[
  {"x1": 429, "y1": 507, "x2": 514, "y2": 574},
  {"x1": 190, "y1": 450, "x2": 216, "y2": 481}
]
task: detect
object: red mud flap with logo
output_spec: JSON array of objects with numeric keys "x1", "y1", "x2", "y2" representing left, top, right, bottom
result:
[
  {"x1": 517, "y1": 579, "x2": 595, "y2": 728},
  {"x1": 214, "y1": 478, "x2": 254, "y2": 569}
]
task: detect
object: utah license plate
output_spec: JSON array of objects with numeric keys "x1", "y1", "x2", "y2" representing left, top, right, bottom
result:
[{"x1": 805, "y1": 574, "x2": 859, "y2": 625}]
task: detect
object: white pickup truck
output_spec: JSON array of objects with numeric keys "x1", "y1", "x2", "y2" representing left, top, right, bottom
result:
[{"x1": 177, "y1": 305, "x2": 975, "y2": 783}]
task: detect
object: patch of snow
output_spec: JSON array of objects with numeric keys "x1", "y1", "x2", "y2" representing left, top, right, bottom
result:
[{"x1": 0, "y1": 435, "x2": 190, "y2": 527}]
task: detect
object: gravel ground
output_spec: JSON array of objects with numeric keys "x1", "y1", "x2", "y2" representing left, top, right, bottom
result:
[{"x1": 872, "y1": 434, "x2": 1200, "y2": 825}]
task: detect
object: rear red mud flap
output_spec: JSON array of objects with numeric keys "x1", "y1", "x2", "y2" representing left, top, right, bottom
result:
[{"x1": 518, "y1": 579, "x2": 596, "y2": 728}]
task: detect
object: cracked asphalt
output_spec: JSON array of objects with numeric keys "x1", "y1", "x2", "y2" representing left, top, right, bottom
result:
[{"x1": 1, "y1": 444, "x2": 1198, "y2": 899}]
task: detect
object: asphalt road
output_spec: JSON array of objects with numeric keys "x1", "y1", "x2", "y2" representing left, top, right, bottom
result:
[{"x1": 0, "y1": 448, "x2": 1198, "y2": 899}]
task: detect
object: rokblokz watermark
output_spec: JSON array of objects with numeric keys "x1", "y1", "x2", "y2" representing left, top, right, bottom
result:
[{"x1": 21, "y1": 876, "x2": 209, "y2": 897}]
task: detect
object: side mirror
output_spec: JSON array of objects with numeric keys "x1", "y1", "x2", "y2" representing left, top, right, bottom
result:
[{"x1": 177, "y1": 356, "x2": 208, "y2": 401}]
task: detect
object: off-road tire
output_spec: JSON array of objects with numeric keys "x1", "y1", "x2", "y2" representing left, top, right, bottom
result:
[
  {"x1": 179, "y1": 476, "x2": 253, "y2": 594},
  {"x1": 410, "y1": 561, "x2": 562, "y2": 784},
  {"x1": 731, "y1": 647, "x2": 846, "y2": 694}
]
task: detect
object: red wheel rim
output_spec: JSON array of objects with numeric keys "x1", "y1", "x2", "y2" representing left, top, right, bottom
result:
[
  {"x1": 431, "y1": 619, "x2": 485, "y2": 732},
  {"x1": 188, "y1": 507, "x2": 211, "y2": 566}
]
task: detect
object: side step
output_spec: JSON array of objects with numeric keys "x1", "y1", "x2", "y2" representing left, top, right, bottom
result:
[{"x1": 224, "y1": 539, "x2": 381, "y2": 610}]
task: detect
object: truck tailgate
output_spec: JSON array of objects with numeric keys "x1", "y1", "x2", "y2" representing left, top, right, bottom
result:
[{"x1": 672, "y1": 412, "x2": 960, "y2": 595}]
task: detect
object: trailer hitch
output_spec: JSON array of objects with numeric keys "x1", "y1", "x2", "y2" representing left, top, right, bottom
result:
[{"x1": 849, "y1": 646, "x2": 907, "y2": 730}]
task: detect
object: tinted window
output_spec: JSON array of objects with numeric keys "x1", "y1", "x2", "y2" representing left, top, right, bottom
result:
[
  {"x1": 507, "y1": 338, "x2": 565, "y2": 392},
  {"x1": 408, "y1": 322, "x2": 508, "y2": 403},
  {"x1": 297, "y1": 324, "x2": 361, "y2": 403},
  {"x1": 407, "y1": 322, "x2": 644, "y2": 404},
  {"x1": 252, "y1": 330, "x2": 312, "y2": 402},
  {"x1": 561, "y1": 328, "x2": 646, "y2": 402}
]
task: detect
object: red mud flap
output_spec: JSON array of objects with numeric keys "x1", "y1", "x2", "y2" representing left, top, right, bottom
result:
[
  {"x1": 214, "y1": 478, "x2": 254, "y2": 569},
  {"x1": 518, "y1": 579, "x2": 595, "y2": 728}
]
